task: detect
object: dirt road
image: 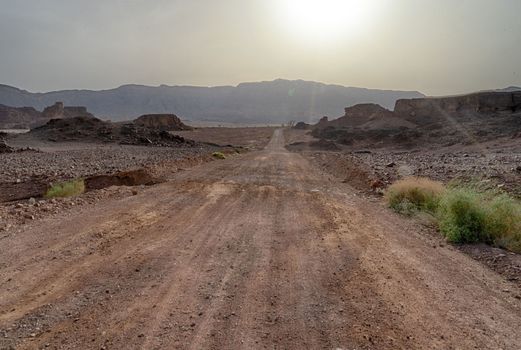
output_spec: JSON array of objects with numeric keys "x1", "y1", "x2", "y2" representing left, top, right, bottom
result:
[{"x1": 1, "y1": 130, "x2": 521, "y2": 349}]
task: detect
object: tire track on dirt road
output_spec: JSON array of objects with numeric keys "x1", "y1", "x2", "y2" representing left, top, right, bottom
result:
[{"x1": 1, "y1": 129, "x2": 521, "y2": 349}]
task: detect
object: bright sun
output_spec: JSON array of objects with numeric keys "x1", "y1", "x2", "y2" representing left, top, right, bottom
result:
[{"x1": 277, "y1": 0, "x2": 378, "y2": 42}]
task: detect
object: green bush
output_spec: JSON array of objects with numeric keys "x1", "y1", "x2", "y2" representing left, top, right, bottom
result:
[
  {"x1": 437, "y1": 189, "x2": 488, "y2": 243},
  {"x1": 45, "y1": 179, "x2": 85, "y2": 198},
  {"x1": 437, "y1": 188, "x2": 521, "y2": 252},
  {"x1": 387, "y1": 178, "x2": 521, "y2": 253},
  {"x1": 385, "y1": 177, "x2": 445, "y2": 215},
  {"x1": 484, "y1": 194, "x2": 521, "y2": 252},
  {"x1": 212, "y1": 151, "x2": 226, "y2": 159}
]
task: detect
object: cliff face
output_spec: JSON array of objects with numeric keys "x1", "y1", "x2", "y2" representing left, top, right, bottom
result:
[{"x1": 394, "y1": 91, "x2": 521, "y2": 125}]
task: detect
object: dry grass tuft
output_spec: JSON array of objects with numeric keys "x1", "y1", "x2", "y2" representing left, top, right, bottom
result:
[
  {"x1": 45, "y1": 179, "x2": 85, "y2": 198},
  {"x1": 385, "y1": 177, "x2": 445, "y2": 215}
]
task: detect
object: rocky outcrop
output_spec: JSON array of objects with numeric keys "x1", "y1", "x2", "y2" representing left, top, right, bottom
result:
[
  {"x1": 325, "y1": 104, "x2": 415, "y2": 130},
  {"x1": 395, "y1": 91, "x2": 521, "y2": 125},
  {"x1": 0, "y1": 102, "x2": 95, "y2": 129},
  {"x1": 293, "y1": 122, "x2": 311, "y2": 130},
  {"x1": 134, "y1": 114, "x2": 192, "y2": 131},
  {"x1": 42, "y1": 102, "x2": 94, "y2": 120},
  {"x1": 311, "y1": 91, "x2": 521, "y2": 148},
  {"x1": 315, "y1": 116, "x2": 329, "y2": 128},
  {"x1": 0, "y1": 104, "x2": 43, "y2": 129},
  {"x1": 30, "y1": 116, "x2": 196, "y2": 147}
]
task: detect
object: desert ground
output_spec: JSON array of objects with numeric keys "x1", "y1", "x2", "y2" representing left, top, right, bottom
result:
[{"x1": 1, "y1": 128, "x2": 521, "y2": 349}]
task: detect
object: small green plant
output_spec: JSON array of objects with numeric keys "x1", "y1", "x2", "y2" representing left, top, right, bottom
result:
[
  {"x1": 385, "y1": 177, "x2": 444, "y2": 215},
  {"x1": 45, "y1": 179, "x2": 85, "y2": 198},
  {"x1": 212, "y1": 151, "x2": 226, "y2": 159}
]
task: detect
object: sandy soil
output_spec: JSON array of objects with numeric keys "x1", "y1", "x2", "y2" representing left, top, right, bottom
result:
[
  {"x1": 285, "y1": 129, "x2": 521, "y2": 197},
  {"x1": 1, "y1": 130, "x2": 521, "y2": 349},
  {"x1": 172, "y1": 127, "x2": 276, "y2": 149}
]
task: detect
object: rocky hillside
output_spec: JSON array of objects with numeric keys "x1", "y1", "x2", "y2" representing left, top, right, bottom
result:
[
  {"x1": 311, "y1": 91, "x2": 521, "y2": 148},
  {"x1": 0, "y1": 80, "x2": 424, "y2": 123}
]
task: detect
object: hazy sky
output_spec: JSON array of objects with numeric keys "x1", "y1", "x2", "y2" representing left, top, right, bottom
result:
[{"x1": 1, "y1": 0, "x2": 520, "y2": 95}]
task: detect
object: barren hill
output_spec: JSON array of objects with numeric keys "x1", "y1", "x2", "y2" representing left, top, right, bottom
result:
[{"x1": 0, "y1": 80, "x2": 424, "y2": 124}]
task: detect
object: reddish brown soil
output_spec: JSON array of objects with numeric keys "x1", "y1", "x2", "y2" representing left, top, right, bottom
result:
[
  {"x1": 172, "y1": 127, "x2": 276, "y2": 149},
  {"x1": 1, "y1": 130, "x2": 520, "y2": 349}
]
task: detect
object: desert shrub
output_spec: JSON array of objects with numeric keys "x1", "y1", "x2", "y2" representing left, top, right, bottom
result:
[
  {"x1": 212, "y1": 151, "x2": 226, "y2": 159},
  {"x1": 484, "y1": 194, "x2": 521, "y2": 252},
  {"x1": 45, "y1": 179, "x2": 85, "y2": 198},
  {"x1": 437, "y1": 188, "x2": 521, "y2": 252},
  {"x1": 437, "y1": 188, "x2": 488, "y2": 243},
  {"x1": 387, "y1": 177, "x2": 521, "y2": 252},
  {"x1": 385, "y1": 177, "x2": 445, "y2": 215}
]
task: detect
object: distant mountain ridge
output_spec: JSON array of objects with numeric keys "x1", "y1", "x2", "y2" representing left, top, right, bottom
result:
[{"x1": 0, "y1": 79, "x2": 424, "y2": 124}]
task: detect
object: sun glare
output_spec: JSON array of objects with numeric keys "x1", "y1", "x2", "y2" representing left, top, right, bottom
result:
[{"x1": 276, "y1": 0, "x2": 379, "y2": 43}]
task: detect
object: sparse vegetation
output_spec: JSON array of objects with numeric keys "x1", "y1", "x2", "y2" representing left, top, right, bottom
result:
[
  {"x1": 45, "y1": 179, "x2": 85, "y2": 198},
  {"x1": 385, "y1": 177, "x2": 444, "y2": 215},
  {"x1": 387, "y1": 178, "x2": 521, "y2": 253},
  {"x1": 212, "y1": 151, "x2": 226, "y2": 159},
  {"x1": 437, "y1": 188, "x2": 488, "y2": 243}
]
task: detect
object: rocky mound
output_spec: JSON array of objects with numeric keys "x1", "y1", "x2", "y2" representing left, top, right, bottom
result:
[
  {"x1": 30, "y1": 116, "x2": 196, "y2": 146},
  {"x1": 134, "y1": 114, "x2": 192, "y2": 131},
  {"x1": 0, "y1": 102, "x2": 96, "y2": 129},
  {"x1": 325, "y1": 104, "x2": 415, "y2": 130}
]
